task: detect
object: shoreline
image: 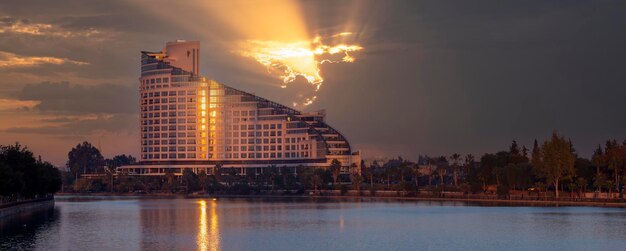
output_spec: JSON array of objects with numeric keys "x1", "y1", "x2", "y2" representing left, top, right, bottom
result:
[
  {"x1": 0, "y1": 197, "x2": 55, "y2": 219},
  {"x1": 55, "y1": 193, "x2": 626, "y2": 208}
]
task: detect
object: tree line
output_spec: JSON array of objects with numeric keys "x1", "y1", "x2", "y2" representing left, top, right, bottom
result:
[
  {"x1": 363, "y1": 132, "x2": 626, "y2": 199},
  {"x1": 65, "y1": 132, "x2": 626, "y2": 200},
  {"x1": 0, "y1": 143, "x2": 62, "y2": 204}
]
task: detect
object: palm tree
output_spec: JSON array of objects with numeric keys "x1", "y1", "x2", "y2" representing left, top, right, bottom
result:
[{"x1": 450, "y1": 153, "x2": 461, "y2": 187}]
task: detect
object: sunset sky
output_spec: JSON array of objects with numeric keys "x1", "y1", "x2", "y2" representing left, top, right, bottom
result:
[{"x1": 1, "y1": 0, "x2": 625, "y2": 166}]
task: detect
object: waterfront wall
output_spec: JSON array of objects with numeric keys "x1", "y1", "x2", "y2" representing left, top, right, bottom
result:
[{"x1": 0, "y1": 198, "x2": 55, "y2": 219}]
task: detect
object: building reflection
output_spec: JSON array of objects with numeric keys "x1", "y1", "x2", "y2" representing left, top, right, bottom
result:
[{"x1": 197, "y1": 200, "x2": 220, "y2": 251}]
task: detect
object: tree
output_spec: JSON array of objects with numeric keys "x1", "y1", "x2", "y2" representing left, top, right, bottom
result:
[
  {"x1": 479, "y1": 153, "x2": 497, "y2": 191},
  {"x1": 0, "y1": 143, "x2": 61, "y2": 202},
  {"x1": 182, "y1": 169, "x2": 199, "y2": 192},
  {"x1": 605, "y1": 140, "x2": 626, "y2": 194},
  {"x1": 435, "y1": 156, "x2": 448, "y2": 186},
  {"x1": 352, "y1": 174, "x2": 363, "y2": 191},
  {"x1": 413, "y1": 164, "x2": 421, "y2": 188},
  {"x1": 198, "y1": 170, "x2": 209, "y2": 192},
  {"x1": 330, "y1": 159, "x2": 342, "y2": 186},
  {"x1": 67, "y1": 141, "x2": 105, "y2": 180},
  {"x1": 450, "y1": 153, "x2": 461, "y2": 187},
  {"x1": 163, "y1": 169, "x2": 176, "y2": 192},
  {"x1": 264, "y1": 165, "x2": 278, "y2": 190},
  {"x1": 106, "y1": 154, "x2": 137, "y2": 169},
  {"x1": 532, "y1": 132, "x2": 576, "y2": 199},
  {"x1": 591, "y1": 145, "x2": 604, "y2": 178},
  {"x1": 464, "y1": 154, "x2": 475, "y2": 177},
  {"x1": 426, "y1": 157, "x2": 435, "y2": 186}
]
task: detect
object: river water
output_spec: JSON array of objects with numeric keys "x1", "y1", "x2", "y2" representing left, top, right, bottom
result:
[{"x1": 1, "y1": 196, "x2": 626, "y2": 250}]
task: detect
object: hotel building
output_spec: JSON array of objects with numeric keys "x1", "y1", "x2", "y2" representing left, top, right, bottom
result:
[{"x1": 118, "y1": 40, "x2": 361, "y2": 176}]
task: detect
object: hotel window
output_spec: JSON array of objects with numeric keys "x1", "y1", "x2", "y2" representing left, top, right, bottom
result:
[
  {"x1": 151, "y1": 79, "x2": 155, "y2": 84},
  {"x1": 263, "y1": 153, "x2": 269, "y2": 158},
  {"x1": 277, "y1": 153, "x2": 282, "y2": 158},
  {"x1": 241, "y1": 153, "x2": 247, "y2": 158},
  {"x1": 156, "y1": 78, "x2": 161, "y2": 83},
  {"x1": 163, "y1": 78, "x2": 169, "y2": 83},
  {"x1": 277, "y1": 124, "x2": 282, "y2": 129},
  {"x1": 250, "y1": 111, "x2": 255, "y2": 116}
]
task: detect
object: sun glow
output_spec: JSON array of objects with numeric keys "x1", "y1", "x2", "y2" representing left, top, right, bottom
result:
[{"x1": 239, "y1": 33, "x2": 363, "y2": 107}]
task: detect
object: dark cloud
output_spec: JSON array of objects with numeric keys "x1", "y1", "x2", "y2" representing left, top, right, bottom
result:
[{"x1": 15, "y1": 81, "x2": 138, "y2": 114}]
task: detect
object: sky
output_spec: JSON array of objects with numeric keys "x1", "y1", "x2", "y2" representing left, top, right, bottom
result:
[{"x1": 1, "y1": 0, "x2": 625, "y2": 166}]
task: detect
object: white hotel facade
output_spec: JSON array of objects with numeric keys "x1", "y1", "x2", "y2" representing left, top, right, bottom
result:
[{"x1": 118, "y1": 41, "x2": 361, "y2": 176}]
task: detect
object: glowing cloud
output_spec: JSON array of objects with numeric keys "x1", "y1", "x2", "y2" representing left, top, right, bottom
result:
[
  {"x1": 239, "y1": 33, "x2": 362, "y2": 107},
  {"x1": 0, "y1": 51, "x2": 89, "y2": 68},
  {"x1": 0, "y1": 17, "x2": 102, "y2": 38},
  {"x1": 0, "y1": 98, "x2": 40, "y2": 111}
]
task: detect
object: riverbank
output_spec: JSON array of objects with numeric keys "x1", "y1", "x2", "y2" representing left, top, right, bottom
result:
[
  {"x1": 56, "y1": 192, "x2": 626, "y2": 208},
  {"x1": 0, "y1": 197, "x2": 55, "y2": 219}
]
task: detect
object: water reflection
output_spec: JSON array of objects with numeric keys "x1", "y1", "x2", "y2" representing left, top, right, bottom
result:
[
  {"x1": 0, "y1": 207, "x2": 59, "y2": 250},
  {"x1": 197, "y1": 199, "x2": 220, "y2": 251},
  {"x1": 6, "y1": 197, "x2": 626, "y2": 250}
]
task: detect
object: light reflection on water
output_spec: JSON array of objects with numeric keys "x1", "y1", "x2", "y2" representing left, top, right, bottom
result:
[
  {"x1": 197, "y1": 199, "x2": 220, "y2": 251},
  {"x1": 2, "y1": 197, "x2": 626, "y2": 250}
]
